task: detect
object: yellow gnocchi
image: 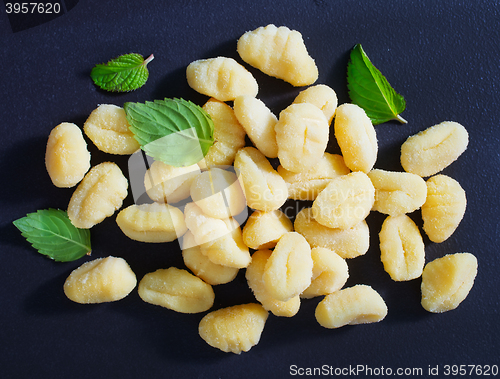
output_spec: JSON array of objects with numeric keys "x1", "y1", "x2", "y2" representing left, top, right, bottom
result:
[
  {"x1": 237, "y1": 24, "x2": 318, "y2": 86},
  {"x1": 186, "y1": 57, "x2": 258, "y2": 102},
  {"x1": 116, "y1": 202, "x2": 187, "y2": 243},
  {"x1": 202, "y1": 98, "x2": 247, "y2": 167},
  {"x1": 199, "y1": 303, "x2": 268, "y2": 354},
  {"x1": 242, "y1": 209, "x2": 293, "y2": 250},
  {"x1": 368, "y1": 169, "x2": 427, "y2": 216},
  {"x1": 138, "y1": 267, "x2": 214, "y2": 313},
  {"x1": 294, "y1": 208, "x2": 370, "y2": 259},
  {"x1": 312, "y1": 171, "x2": 375, "y2": 230},
  {"x1": 275, "y1": 103, "x2": 330, "y2": 173},
  {"x1": 233, "y1": 95, "x2": 279, "y2": 158},
  {"x1": 246, "y1": 249, "x2": 301, "y2": 317},
  {"x1": 67, "y1": 162, "x2": 128, "y2": 229},
  {"x1": 263, "y1": 232, "x2": 313, "y2": 302},
  {"x1": 83, "y1": 104, "x2": 140, "y2": 155},
  {"x1": 315, "y1": 285, "x2": 388, "y2": 329},
  {"x1": 401, "y1": 121, "x2": 468, "y2": 177},
  {"x1": 334, "y1": 103, "x2": 378, "y2": 173},
  {"x1": 379, "y1": 215, "x2": 425, "y2": 281},
  {"x1": 234, "y1": 147, "x2": 288, "y2": 211},
  {"x1": 421, "y1": 253, "x2": 477, "y2": 313},
  {"x1": 64, "y1": 256, "x2": 136, "y2": 304},
  {"x1": 421, "y1": 174, "x2": 467, "y2": 243},
  {"x1": 293, "y1": 84, "x2": 338, "y2": 125},
  {"x1": 278, "y1": 153, "x2": 350, "y2": 201},
  {"x1": 45, "y1": 122, "x2": 91, "y2": 188},
  {"x1": 301, "y1": 247, "x2": 349, "y2": 299}
]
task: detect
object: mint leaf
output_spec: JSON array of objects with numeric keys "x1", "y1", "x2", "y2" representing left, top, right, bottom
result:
[
  {"x1": 90, "y1": 53, "x2": 154, "y2": 92},
  {"x1": 124, "y1": 98, "x2": 214, "y2": 167},
  {"x1": 347, "y1": 44, "x2": 407, "y2": 125},
  {"x1": 13, "y1": 209, "x2": 91, "y2": 262}
]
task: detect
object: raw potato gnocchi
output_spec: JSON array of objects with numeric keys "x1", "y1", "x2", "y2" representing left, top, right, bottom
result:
[
  {"x1": 312, "y1": 171, "x2": 375, "y2": 230},
  {"x1": 421, "y1": 253, "x2": 477, "y2": 313},
  {"x1": 186, "y1": 57, "x2": 258, "y2": 102},
  {"x1": 246, "y1": 249, "x2": 301, "y2": 317},
  {"x1": 45, "y1": 122, "x2": 91, "y2": 188},
  {"x1": 64, "y1": 256, "x2": 136, "y2": 304},
  {"x1": 400, "y1": 121, "x2": 469, "y2": 177},
  {"x1": 263, "y1": 232, "x2": 313, "y2": 302},
  {"x1": 368, "y1": 169, "x2": 427, "y2": 216},
  {"x1": 202, "y1": 98, "x2": 247, "y2": 167},
  {"x1": 293, "y1": 84, "x2": 338, "y2": 125},
  {"x1": 315, "y1": 285, "x2": 388, "y2": 329},
  {"x1": 83, "y1": 104, "x2": 140, "y2": 155},
  {"x1": 278, "y1": 153, "x2": 350, "y2": 201},
  {"x1": 116, "y1": 202, "x2": 187, "y2": 243},
  {"x1": 199, "y1": 303, "x2": 268, "y2": 354},
  {"x1": 242, "y1": 209, "x2": 293, "y2": 250},
  {"x1": 379, "y1": 215, "x2": 425, "y2": 281},
  {"x1": 237, "y1": 24, "x2": 318, "y2": 86},
  {"x1": 138, "y1": 267, "x2": 214, "y2": 313},
  {"x1": 275, "y1": 103, "x2": 330, "y2": 173},
  {"x1": 294, "y1": 208, "x2": 370, "y2": 259},
  {"x1": 334, "y1": 103, "x2": 378, "y2": 173},
  {"x1": 233, "y1": 95, "x2": 279, "y2": 158},
  {"x1": 234, "y1": 147, "x2": 288, "y2": 211},
  {"x1": 421, "y1": 175, "x2": 467, "y2": 243},
  {"x1": 67, "y1": 162, "x2": 128, "y2": 229}
]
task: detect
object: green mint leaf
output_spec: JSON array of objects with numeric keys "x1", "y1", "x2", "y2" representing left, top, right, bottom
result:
[
  {"x1": 124, "y1": 98, "x2": 214, "y2": 167},
  {"x1": 90, "y1": 53, "x2": 154, "y2": 92},
  {"x1": 347, "y1": 44, "x2": 407, "y2": 125},
  {"x1": 13, "y1": 209, "x2": 91, "y2": 262}
]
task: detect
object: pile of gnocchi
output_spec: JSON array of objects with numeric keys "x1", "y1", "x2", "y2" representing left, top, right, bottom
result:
[{"x1": 45, "y1": 24, "x2": 477, "y2": 354}]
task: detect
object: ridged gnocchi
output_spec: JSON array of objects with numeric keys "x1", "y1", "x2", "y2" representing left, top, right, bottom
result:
[
  {"x1": 242, "y1": 209, "x2": 293, "y2": 250},
  {"x1": 293, "y1": 84, "x2": 338, "y2": 125}
]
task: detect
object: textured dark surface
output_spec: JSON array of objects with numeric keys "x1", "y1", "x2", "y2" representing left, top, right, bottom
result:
[{"x1": 1, "y1": 1, "x2": 499, "y2": 378}]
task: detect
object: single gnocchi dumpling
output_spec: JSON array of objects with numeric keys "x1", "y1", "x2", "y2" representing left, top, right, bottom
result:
[
  {"x1": 199, "y1": 303, "x2": 268, "y2": 354},
  {"x1": 45, "y1": 122, "x2": 91, "y2": 188},
  {"x1": 368, "y1": 169, "x2": 427, "y2": 216},
  {"x1": 116, "y1": 202, "x2": 187, "y2": 243},
  {"x1": 190, "y1": 167, "x2": 246, "y2": 219},
  {"x1": 275, "y1": 103, "x2": 330, "y2": 173},
  {"x1": 312, "y1": 171, "x2": 375, "y2": 230},
  {"x1": 233, "y1": 95, "x2": 278, "y2": 158},
  {"x1": 421, "y1": 175, "x2": 466, "y2": 243},
  {"x1": 202, "y1": 98, "x2": 247, "y2": 166},
  {"x1": 234, "y1": 147, "x2": 288, "y2": 211},
  {"x1": 401, "y1": 121, "x2": 469, "y2": 177},
  {"x1": 144, "y1": 160, "x2": 200, "y2": 204},
  {"x1": 263, "y1": 232, "x2": 313, "y2": 302},
  {"x1": 242, "y1": 209, "x2": 293, "y2": 250},
  {"x1": 379, "y1": 215, "x2": 425, "y2": 281},
  {"x1": 64, "y1": 256, "x2": 136, "y2": 304},
  {"x1": 186, "y1": 57, "x2": 258, "y2": 101},
  {"x1": 182, "y1": 231, "x2": 239, "y2": 285},
  {"x1": 246, "y1": 249, "x2": 301, "y2": 317},
  {"x1": 67, "y1": 162, "x2": 128, "y2": 229},
  {"x1": 138, "y1": 267, "x2": 214, "y2": 313},
  {"x1": 184, "y1": 202, "x2": 251, "y2": 269},
  {"x1": 301, "y1": 247, "x2": 349, "y2": 299},
  {"x1": 237, "y1": 24, "x2": 318, "y2": 87},
  {"x1": 294, "y1": 208, "x2": 370, "y2": 259},
  {"x1": 293, "y1": 84, "x2": 338, "y2": 125},
  {"x1": 315, "y1": 285, "x2": 388, "y2": 329},
  {"x1": 334, "y1": 103, "x2": 378, "y2": 173},
  {"x1": 278, "y1": 153, "x2": 350, "y2": 201},
  {"x1": 421, "y1": 253, "x2": 477, "y2": 313},
  {"x1": 83, "y1": 104, "x2": 140, "y2": 155}
]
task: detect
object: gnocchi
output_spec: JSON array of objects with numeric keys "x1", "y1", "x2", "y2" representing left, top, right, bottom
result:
[
  {"x1": 242, "y1": 209, "x2": 293, "y2": 250},
  {"x1": 275, "y1": 103, "x2": 330, "y2": 173},
  {"x1": 83, "y1": 104, "x2": 140, "y2": 155},
  {"x1": 45, "y1": 122, "x2": 91, "y2": 188},
  {"x1": 293, "y1": 84, "x2": 338, "y2": 125},
  {"x1": 67, "y1": 162, "x2": 128, "y2": 229},
  {"x1": 64, "y1": 256, "x2": 136, "y2": 304},
  {"x1": 138, "y1": 267, "x2": 214, "y2": 313}
]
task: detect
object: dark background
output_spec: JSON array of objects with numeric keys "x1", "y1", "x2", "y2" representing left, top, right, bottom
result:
[{"x1": 1, "y1": 1, "x2": 499, "y2": 378}]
